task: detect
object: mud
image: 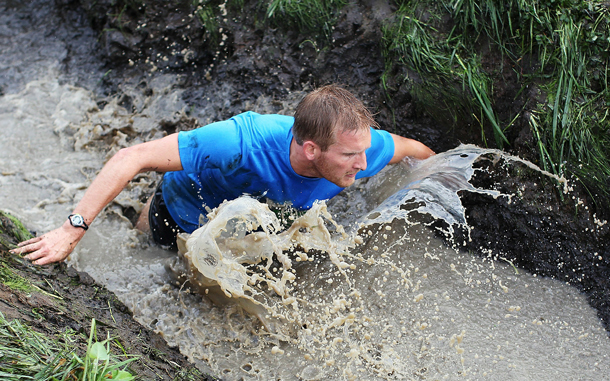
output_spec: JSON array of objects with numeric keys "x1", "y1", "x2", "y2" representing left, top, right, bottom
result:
[
  {"x1": 452, "y1": 157, "x2": 610, "y2": 329},
  {"x1": 0, "y1": 211, "x2": 213, "y2": 379}
]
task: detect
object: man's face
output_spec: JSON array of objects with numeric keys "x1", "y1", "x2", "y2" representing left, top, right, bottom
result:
[{"x1": 312, "y1": 128, "x2": 371, "y2": 188}]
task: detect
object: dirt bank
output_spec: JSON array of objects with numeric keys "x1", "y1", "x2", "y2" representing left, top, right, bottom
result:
[
  {"x1": 0, "y1": 211, "x2": 214, "y2": 379},
  {"x1": 450, "y1": 156, "x2": 610, "y2": 329}
]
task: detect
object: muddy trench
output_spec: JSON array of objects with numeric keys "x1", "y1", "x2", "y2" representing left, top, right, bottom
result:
[
  {"x1": 66, "y1": 0, "x2": 610, "y2": 331},
  {"x1": 1, "y1": 0, "x2": 609, "y2": 379}
]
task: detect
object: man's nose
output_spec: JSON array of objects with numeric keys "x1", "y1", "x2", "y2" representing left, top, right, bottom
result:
[{"x1": 354, "y1": 152, "x2": 367, "y2": 171}]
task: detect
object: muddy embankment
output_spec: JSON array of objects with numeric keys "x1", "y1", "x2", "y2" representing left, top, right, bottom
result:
[
  {"x1": 74, "y1": 0, "x2": 610, "y2": 329},
  {"x1": 0, "y1": 212, "x2": 211, "y2": 379}
]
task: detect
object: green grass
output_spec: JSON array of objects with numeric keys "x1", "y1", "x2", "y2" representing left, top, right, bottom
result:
[
  {"x1": 0, "y1": 314, "x2": 137, "y2": 380},
  {"x1": 193, "y1": 0, "x2": 222, "y2": 44},
  {"x1": 0, "y1": 210, "x2": 33, "y2": 252},
  {"x1": 526, "y1": 3, "x2": 610, "y2": 197},
  {"x1": 381, "y1": 0, "x2": 610, "y2": 201},
  {"x1": 266, "y1": 0, "x2": 348, "y2": 41},
  {"x1": 0, "y1": 262, "x2": 33, "y2": 293},
  {"x1": 380, "y1": 0, "x2": 511, "y2": 147}
]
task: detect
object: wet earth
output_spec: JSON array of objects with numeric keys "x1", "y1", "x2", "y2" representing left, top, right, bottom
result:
[
  {"x1": 1, "y1": 0, "x2": 609, "y2": 378},
  {"x1": 0, "y1": 212, "x2": 210, "y2": 379}
]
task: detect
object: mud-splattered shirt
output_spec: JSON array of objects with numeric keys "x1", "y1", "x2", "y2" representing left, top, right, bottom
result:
[{"x1": 162, "y1": 111, "x2": 395, "y2": 232}]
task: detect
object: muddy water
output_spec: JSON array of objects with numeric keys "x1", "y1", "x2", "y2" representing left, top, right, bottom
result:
[{"x1": 2, "y1": 3, "x2": 610, "y2": 380}]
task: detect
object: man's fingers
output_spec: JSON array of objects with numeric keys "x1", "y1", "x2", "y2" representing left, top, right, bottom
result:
[
  {"x1": 10, "y1": 244, "x2": 32, "y2": 255},
  {"x1": 32, "y1": 252, "x2": 61, "y2": 266},
  {"x1": 10, "y1": 236, "x2": 43, "y2": 255},
  {"x1": 9, "y1": 227, "x2": 76, "y2": 265},
  {"x1": 24, "y1": 253, "x2": 37, "y2": 261},
  {"x1": 23, "y1": 246, "x2": 45, "y2": 259},
  {"x1": 32, "y1": 256, "x2": 51, "y2": 266},
  {"x1": 12, "y1": 240, "x2": 39, "y2": 254},
  {"x1": 17, "y1": 236, "x2": 42, "y2": 247}
]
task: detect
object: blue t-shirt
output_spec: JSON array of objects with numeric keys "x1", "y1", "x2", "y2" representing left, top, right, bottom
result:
[{"x1": 162, "y1": 111, "x2": 395, "y2": 232}]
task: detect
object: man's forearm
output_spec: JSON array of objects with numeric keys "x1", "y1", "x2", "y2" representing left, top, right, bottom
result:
[
  {"x1": 11, "y1": 134, "x2": 183, "y2": 265},
  {"x1": 70, "y1": 147, "x2": 145, "y2": 227},
  {"x1": 70, "y1": 133, "x2": 183, "y2": 226}
]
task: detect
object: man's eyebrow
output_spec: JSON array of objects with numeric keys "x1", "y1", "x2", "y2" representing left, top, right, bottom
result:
[{"x1": 343, "y1": 147, "x2": 369, "y2": 154}]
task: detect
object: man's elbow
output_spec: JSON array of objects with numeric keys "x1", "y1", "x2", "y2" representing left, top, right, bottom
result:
[
  {"x1": 109, "y1": 145, "x2": 157, "y2": 173},
  {"x1": 111, "y1": 146, "x2": 138, "y2": 165},
  {"x1": 405, "y1": 138, "x2": 435, "y2": 160},
  {"x1": 420, "y1": 146, "x2": 436, "y2": 159}
]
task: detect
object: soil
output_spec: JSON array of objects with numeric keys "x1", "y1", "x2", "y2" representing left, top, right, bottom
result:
[
  {"x1": 0, "y1": 212, "x2": 213, "y2": 380},
  {"x1": 1, "y1": 0, "x2": 609, "y2": 378}
]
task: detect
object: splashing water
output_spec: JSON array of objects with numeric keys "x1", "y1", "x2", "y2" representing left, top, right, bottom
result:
[{"x1": 157, "y1": 146, "x2": 609, "y2": 380}]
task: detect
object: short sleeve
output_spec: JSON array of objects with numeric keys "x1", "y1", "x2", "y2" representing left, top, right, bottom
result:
[
  {"x1": 357, "y1": 128, "x2": 395, "y2": 179},
  {"x1": 177, "y1": 118, "x2": 246, "y2": 175}
]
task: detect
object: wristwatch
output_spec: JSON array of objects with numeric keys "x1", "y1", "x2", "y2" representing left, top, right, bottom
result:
[{"x1": 69, "y1": 213, "x2": 89, "y2": 230}]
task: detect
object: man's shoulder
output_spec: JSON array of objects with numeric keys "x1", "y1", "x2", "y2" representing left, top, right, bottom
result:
[
  {"x1": 232, "y1": 112, "x2": 295, "y2": 149},
  {"x1": 232, "y1": 111, "x2": 294, "y2": 129},
  {"x1": 182, "y1": 112, "x2": 294, "y2": 141}
]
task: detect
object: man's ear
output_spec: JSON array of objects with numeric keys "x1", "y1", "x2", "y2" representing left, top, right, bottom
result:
[{"x1": 302, "y1": 141, "x2": 319, "y2": 161}]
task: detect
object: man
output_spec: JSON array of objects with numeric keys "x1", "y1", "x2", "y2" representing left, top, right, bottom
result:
[{"x1": 13, "y1": 85, "x2": 435, "y2": 265}]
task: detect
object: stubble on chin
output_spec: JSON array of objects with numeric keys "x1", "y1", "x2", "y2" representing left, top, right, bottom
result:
[{"x1": 335, "y1": 174, "x2": 356, "y2": 188}]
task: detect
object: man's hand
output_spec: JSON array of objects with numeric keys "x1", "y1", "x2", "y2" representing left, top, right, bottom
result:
[{"x1": 10, "y1": 221, "x2": 85, "y2": 265}]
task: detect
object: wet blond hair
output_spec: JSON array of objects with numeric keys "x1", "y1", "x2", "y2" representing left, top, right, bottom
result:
[{"x1": 292, "y1": 84, "x2": 378, "y2": 151}]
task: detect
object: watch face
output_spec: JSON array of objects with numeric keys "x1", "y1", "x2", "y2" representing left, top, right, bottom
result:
[
  {"x1": 69, "y1": 214, "x2": 88, "y2": 230},
  {"x1": 71, "y1": 215, "x2": 84, "y2": 225}
]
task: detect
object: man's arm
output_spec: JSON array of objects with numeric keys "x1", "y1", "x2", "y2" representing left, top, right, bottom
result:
[
  {"x1": 11, "y1": 133, "x2": 183, "y2": 265},
  {"x1": 388, "y1": 133, "x2": 435, "y2": 164}
]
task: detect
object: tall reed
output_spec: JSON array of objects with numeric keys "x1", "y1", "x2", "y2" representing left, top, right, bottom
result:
[{"x1": 382, "y1": 0, "x2": 610, "y2": 199}]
